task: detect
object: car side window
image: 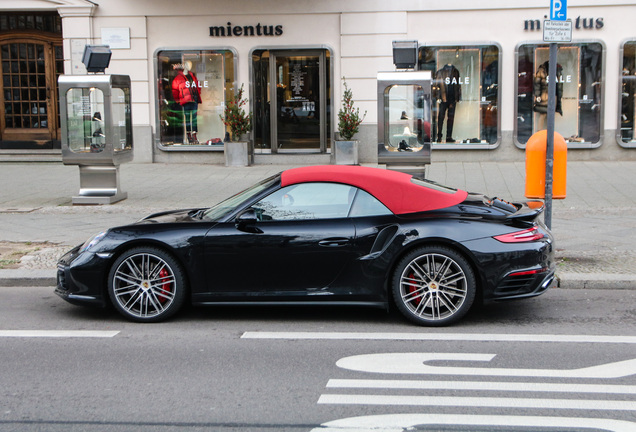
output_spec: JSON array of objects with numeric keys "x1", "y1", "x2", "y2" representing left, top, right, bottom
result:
[
  {"x1": 349, "y1": 189, "x2": 393, "y2": 217},
  {"x1": 253, "y1": 183, "x2": 355, "y2": 221}
]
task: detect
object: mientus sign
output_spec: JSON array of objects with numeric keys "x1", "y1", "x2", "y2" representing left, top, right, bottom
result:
[
  {"x1": 209, "y1": 22, "x2": 283, "y2": 37},
  {"x1": 524, "y1": 16, "x2": 604, "y2": 31}
]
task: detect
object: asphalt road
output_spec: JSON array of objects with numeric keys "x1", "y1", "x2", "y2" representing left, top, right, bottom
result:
[{"x1": 0, "y1": 286, "x2": 635, "y2": 432}]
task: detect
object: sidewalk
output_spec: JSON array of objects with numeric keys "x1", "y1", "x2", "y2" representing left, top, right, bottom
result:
[{"x1": 1, "y1": 160, "x2": 636, "y2": 289}]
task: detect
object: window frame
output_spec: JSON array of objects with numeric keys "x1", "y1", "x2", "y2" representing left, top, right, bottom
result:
[
  {"x1": 417, "y1": 42, "x2": 502, "y2": 150},
  {"x1": 619, "y1": 38, "x2": 636, "y2": 149},
  {"x1": 514, "y1": 39, "x2": 606, "y2": 150},
  {"x1": 153, "y1": 46, "x2": 238, "y2": 152}
]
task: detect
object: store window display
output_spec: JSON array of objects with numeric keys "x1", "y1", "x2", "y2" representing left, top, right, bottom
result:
[
  {"x1": 620, "y1": 41, "x2": 636, "y2": 147},
  {"x1": 516, "y1": 43, "x2": 603, "y2": 148},
  {"x1": 418, "y1": 44, "x2": 500, "y2": 147},
  {"x1": 156, "y1": 49, "x2": 235, "y2": 149}
]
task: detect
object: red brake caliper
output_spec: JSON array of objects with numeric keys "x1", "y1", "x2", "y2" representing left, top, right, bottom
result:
[
  {"x1": 407, "y1": 271, "x2": 421, "y2": 305},
  {"x1": 158, "y1": 268, "x2": 172, "y2": 303}
]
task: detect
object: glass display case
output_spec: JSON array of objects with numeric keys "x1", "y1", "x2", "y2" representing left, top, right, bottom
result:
[
  {"x1": 377, "y1": 71, "x2": 432, "y2": 177},
  {"x1": 58, "y1": 74, "x2": 132, "y2": 204}
]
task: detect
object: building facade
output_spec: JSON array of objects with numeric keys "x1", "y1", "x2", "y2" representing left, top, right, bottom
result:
[{"x1": 1, "y1": 0, "x2": 635, "y2": 164}]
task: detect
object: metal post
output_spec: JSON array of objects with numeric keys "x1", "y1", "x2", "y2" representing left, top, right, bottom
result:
[{"x1": 544, "y1": 43, "x2": 558, "y2": 230}]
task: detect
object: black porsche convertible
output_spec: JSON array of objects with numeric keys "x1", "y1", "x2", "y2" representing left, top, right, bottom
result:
[{"x1": 56, "y1": 165, "x2": 555, "y2": 326}]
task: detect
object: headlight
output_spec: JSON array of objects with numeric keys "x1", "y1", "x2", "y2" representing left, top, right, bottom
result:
[{"x1": 80, "y1": 231, "x2": 107, "y2": 252}]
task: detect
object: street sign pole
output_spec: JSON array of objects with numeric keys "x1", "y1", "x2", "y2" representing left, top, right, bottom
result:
[
  {"x1": 543, "y1": 0, "x2": 568, "y2": 229},
  {"x1": 545, "y1": 43, "x2": 557, "y2": 230}
]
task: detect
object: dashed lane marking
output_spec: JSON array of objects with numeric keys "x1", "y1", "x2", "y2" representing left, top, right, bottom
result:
[
  {"x1": 241, "y1": 331, "x2": 636, "y2": 343},
  {"x1": 0, "y1": 330, "x2": 119, "y2": 338}
]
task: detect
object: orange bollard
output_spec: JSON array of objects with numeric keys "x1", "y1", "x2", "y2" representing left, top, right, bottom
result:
[{"x1": 525, "y1": 130, "x2": 567, "y2": 199}]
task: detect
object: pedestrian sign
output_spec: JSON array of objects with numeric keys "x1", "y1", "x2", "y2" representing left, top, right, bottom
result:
[{"x1": 550, "y1": 0, "x2": 567, "y2": 21}]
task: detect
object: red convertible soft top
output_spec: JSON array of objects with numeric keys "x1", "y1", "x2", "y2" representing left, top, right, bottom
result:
[{"x1": 281, "y1": 165, "x2": 468, "y2": 215}]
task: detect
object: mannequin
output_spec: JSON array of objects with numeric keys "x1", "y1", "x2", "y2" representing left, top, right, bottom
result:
[
  {"x1": 533, "y1": 61, "x2": 563, "y2": 116},
  {"x1": 171, "y1": 60, "x2": 202, "y2": 144},
  {"x1": 433, "y1": 64, "x2": 461, "y2": 143}
]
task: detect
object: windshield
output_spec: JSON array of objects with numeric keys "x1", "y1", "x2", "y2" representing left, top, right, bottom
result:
[{"x1": 202, "y1": 174, "x2": 280, "y2": 221}]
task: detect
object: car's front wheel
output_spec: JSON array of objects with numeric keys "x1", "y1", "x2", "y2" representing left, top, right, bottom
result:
[
  {"x1": 107, "y1": 247, "x2": 187, "y2": 322},
  {"x1": 392, "y1": 246, "x2": 476, "y2": 326}
]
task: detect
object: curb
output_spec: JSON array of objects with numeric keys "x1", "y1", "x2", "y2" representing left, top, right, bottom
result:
[
  {"x1": 557, "y1": 272, "x2": 636, "y2": 290},
  {"x1": 1, "y1": 269, "x2": 635, "y2": 290},
  {"x1": 0, "y1": 269, "x2": 56, "y2": 287}
]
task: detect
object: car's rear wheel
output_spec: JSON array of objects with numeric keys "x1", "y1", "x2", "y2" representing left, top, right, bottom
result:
[
  {"x1": 108, "y1": 247, "x2": 186, "y2": 323},
  {"x1": 392, "y1": 245, "x2": 476, "y2": 326}
]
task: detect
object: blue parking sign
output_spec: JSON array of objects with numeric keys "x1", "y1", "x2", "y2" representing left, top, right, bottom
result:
[{"x1": 550, "y1": 0, "x2": 568, "y2": 21}]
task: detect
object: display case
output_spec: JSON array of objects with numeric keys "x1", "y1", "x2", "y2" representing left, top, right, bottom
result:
[
  {"x1": 58, "y1": 74, "x2": 132, "y2": 204},
  {"x1": 377, "y1": 71, "x2": 432, "y2": 177}
]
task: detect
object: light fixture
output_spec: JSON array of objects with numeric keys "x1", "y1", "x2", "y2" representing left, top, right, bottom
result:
[
  {"x1": 392, "y1": 40, "x2": 418, "y2": 70},
  {"x1": 82, "y1": 45, "x2": 112, "y2": 73}
]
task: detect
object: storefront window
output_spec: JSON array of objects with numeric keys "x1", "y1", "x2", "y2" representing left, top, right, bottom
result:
[
  {"x1": 156, "y1": 49, "x2": 235, "y2": 149},
  {"x1": 620, "y1": 41, "x2": 636, "y2": 147},
  {"x1": 516, "y1": 42, "x2": 603, "y2": 148},
  {"x1": 418, "y1": 44, "x2": 500, "y2": 147}
]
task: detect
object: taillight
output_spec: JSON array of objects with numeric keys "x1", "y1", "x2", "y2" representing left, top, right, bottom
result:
[{"x1": 494, "y1": 227, "x2": 544, "y2": 243}]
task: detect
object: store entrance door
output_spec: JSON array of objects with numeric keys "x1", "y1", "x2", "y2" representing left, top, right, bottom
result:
[
  {"x1": 0, "y1": 37, "x2": 63, "y2": 149},
  {"x1": 267, "y1": 50, "x2": 328, "y2": 153}
]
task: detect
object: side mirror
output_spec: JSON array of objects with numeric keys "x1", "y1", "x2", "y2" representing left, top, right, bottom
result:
[{"x1": 235, "y1": 208, "x2": 262, "y2": 233}]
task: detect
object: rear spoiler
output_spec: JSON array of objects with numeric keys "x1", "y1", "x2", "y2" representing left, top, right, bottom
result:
[{"x1": 507, "y1": 200, "x2": 544, "y2": 222}]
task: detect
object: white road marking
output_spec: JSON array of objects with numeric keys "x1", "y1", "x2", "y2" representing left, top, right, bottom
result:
[
  {"x1": 0, "y1": 330, "x2": 119, "y2": 338},
  {"x1": 336, "y1": 352, "x2": 636, "y2": 378},
  {"x1": 327, "y1": 379, "x2": 636, "y2": 394},
  {"x1": 311, "y1": 414, "x2": 636, "y2": 432},
  {"x1": 317, "y1": 394, "x2": 636, "y2": 411},
  {"x1": 241, "y1": 331, "x2": 636, "y2": 344}
]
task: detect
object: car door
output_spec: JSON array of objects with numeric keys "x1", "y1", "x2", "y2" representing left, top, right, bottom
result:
[{"x1": 203, "y1": 182, "x2": 357, "y2": 297}]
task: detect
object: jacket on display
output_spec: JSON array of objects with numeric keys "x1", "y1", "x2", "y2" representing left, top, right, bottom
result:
[
  {"x1": 533, "y1": 61, "x2": 563, "y2": 115},
  {"x1": 172, "y1": 71, "x2": 202, "y2": 106},
  {"x1": 433, "y1": 64, "x2": 462, "y2": 103}
]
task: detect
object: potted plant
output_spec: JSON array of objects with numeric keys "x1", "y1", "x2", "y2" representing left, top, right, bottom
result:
[
  {"x1": 334, "y1": 78, "x2": 367, "y2": 165},
  {"x1": 220, "y1": 84, "x2": 253, "y2": 166}
]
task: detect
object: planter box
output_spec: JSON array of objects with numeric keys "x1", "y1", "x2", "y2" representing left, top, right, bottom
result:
[
  {"x1": 332, "y1": 140, "x2": 359, "y2": 165},
  {"x1": 224, "y1": 141, "x2": 252, "y2": 167}
]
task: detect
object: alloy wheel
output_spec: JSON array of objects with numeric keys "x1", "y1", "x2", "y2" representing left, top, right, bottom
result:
[
  {"x1": 394, "y1": 247, "x2": 475, "y2": 326},
  {"x1": 109, "y1": 249, "x2": 184, "y2": 321}
]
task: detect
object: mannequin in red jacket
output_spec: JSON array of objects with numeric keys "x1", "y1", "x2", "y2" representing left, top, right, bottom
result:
[{"x1": 172, "y1": 61, "x2": 202, "y2": 144}]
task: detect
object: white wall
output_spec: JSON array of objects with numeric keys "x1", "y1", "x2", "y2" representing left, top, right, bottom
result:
[{"x1": 40, "y1": 0, "x2": 636, "y2": 161}]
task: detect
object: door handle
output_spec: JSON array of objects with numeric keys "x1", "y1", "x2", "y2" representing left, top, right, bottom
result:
[{"x1": 319, "y1": 238, "x2": 349, "y2": 247}]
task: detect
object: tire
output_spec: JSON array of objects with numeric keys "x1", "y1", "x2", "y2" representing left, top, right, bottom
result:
[
  {"x1": 392, "y1": 245, "x2": 476, "y2": 326},
  {"x1": 107, "y1": 247, "x2": 187, "y2": 323}
]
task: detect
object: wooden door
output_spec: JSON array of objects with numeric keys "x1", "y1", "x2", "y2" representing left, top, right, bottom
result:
[{"x1": 0, "y1": 35, "x2": 63, "y2": 148}]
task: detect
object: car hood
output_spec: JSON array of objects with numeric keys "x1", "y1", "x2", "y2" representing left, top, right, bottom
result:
[{"x1": 136, "y1": 208, "x2": 205, "y2": 224}]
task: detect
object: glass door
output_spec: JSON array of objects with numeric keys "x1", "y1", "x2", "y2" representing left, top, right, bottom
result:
[{"x1": 269, "y1": 50, "x2": 328, "y2": 153}]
